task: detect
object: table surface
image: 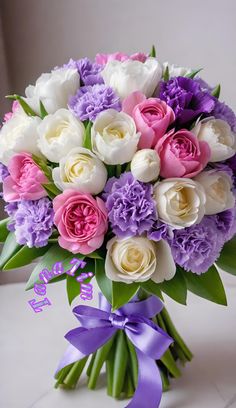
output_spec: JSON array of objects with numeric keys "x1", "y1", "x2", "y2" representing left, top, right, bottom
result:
[{"x1": 1, "y1": 272, "x2": 236, "y2": 408}]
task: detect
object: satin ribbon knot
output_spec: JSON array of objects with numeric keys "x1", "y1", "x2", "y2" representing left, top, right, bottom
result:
[{"x1": 109, "y1": 313, "x2": 129, "y2": 329}]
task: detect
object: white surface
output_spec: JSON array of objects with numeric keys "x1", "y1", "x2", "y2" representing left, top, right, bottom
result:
[{"x1": 0, "y1": 273, "x2": 236, "y2": 408}]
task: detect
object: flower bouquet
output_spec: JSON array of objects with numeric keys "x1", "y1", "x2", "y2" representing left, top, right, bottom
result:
[{"x1": 0, "y1": 46, "x2": 236, "y2": 407}]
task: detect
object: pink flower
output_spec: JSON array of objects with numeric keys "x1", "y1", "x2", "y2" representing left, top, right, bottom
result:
[
  {"x1": 3, "y1": 101, "x2": 20, "y2": 123},
  {"x1": 3, "y1": 153, "x2": 48, "y2": 202},
  {"x1": 53, "y1": 190, "x2": 108, "y2": 255},
  {"x1": 155, "y1": 129, "x2": 211, "y2": 178},
  {"x1": 122, "y1": 91, "x2": 175, "y2": 149},
  {"x1": 95, "y1": 52, "x2": 147, "y2": 65}
]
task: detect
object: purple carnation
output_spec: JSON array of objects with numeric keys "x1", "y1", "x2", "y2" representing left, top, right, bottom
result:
[
  {"x1": 5, "y1": 201, "x2": 19, "y2": 232},
  {"x1": 159, "y1": 76, "x2": 215, "y2": 126},
  {"x1": 209, "y1": 206, "x2": 236, "y2": 242},
  {"x1": 212, "y1": 99, "x2": 236, "y2": 132},
  {"x1": 225, "y1": 154, "x2": 236, "y2": 187},
  {"x1": 169, "y1": 217, "x2": 224, "y2": 274},
  {"x1": 61, "y1": 57, "x2": 103, "y2": 86},
  {"x1": 5, "y1": 198, "x2": 54, "y2": 248},
  {"x1": 148, "y1": 220, "x2": 174, "y2": 242},
  {"x1": 69, "y1": 84, "x2": 121, "y2": 122},
  {"x1": 0, "y1": 162, "x2": 9, "y2": 182},
  {"x1": 103, "y1": 172, "x2": 157, "y2": 238}
]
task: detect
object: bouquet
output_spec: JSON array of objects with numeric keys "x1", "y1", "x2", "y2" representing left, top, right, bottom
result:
[{"x1": 0, "y1": 46, "x2": 236, "y2": 407}]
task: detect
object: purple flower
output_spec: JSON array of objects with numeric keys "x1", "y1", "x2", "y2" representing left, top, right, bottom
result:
[
  {"x1": 212, "y1": 99, "x2": 236, "y2": 132},
  {"x1": 0, "y1": 162, "x2": 9, "y2": 182},
  {"x1": 159, "y1": 76, "x2": 215, "y2": 126},
  {"x1": 69, "y1": 84, "x2": 121, "y2": 122},
  {"x1": 225, "y1": 154, "x2": 236, "y2": 187},
  {"x1": 148, "y1": 220, "x2": 174, "y2": 242},
  {"x1": 103, "y1": 172, "x2": 157, "y2": 238},
  {"x1": 61, "y1": 57, "x2": 103, "y2": 86},
  {"x1": 5, "y1": 198, "x2": 54, "y2": 248},
  {"x1": 169, "y1": 217, "x2": 224, "y2": 274},
  {"x1": 209, "y1": 206, "x2": 236, "y2": 242}
]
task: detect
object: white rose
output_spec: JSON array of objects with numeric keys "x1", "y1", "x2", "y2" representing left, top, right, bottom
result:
[
  {"x1": 24, "y1": 68, "x2": 80, "y2": 115},
  {"x1": 91, "y1": 109, "x2": 140, "y2": 165},
  {"x1": 37, "y1": 109, "x2": 85, "y2": 163},
  {"x1": 131, "y1": 149, "x2": 160, "y2": 182},
  {"x1": 192, "y1": 118, "x2": 236, "y2": 162},
  {"x1": 154, "y1": 178, "x2": 206, "y2": 229},
  {"x1": 101, "y1": 58, "x2": 162, "y2": 100},
  {"x1": 52, "y1": 147, "x2": 107, "y2": 195},
  {"x1": 194, "y1": 170, "x2": 235, "y2": 215},
  {"x1": 162, "y1": 62, "x2": 192, "y2": 78},
  {"x1": 0, "y1": 110, "x2": 41, "y2": 165},
  {"x1": 105, "y1": 236, "x2": 176, "y2": 284}
]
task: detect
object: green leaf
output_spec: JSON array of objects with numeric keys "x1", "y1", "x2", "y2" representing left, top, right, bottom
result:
[
  {"x1": 25, "y1": 245, "x2": 78, "y2": 290},
  {"x1": 95, "y1": 258, "x2": 112, "y2": 304},
  {"x1": 0, "y1": 232, "x2": 21, "y2": 269},
  {"x1": 0, "y1": 217, "x2": 10, "y2": 242},
  {"x1": 216, "y1": 236, "x2": 236, "y2": 275},
  {"x1": 141, "y1": 279, "x2": 163, "y2": 300},
  {"x1": 182, "y1": 265, "x2": 227, "y2": 306},
  {"x1": 86, "y1": 251, "x2": 104, "y2": 260},
  {"x1": 163, "y1": 66, "x2": 169, "y2": 81},
  {"x1": 159, "y1": 268, "x2": 187, "y2": 305},
  {"x1": 149, "y1": 45, "x2": 156, "y2": 58},
  {"x1": 6, "y1": 94, "x2": 37, "y2": 116},
  {"x1": 211, "y1": 84, "x2": 221, "y2": 99},
  {"x1": 185, "y1": 68, "x2": 202, "y2": 79},
  {"x1": 112, "y1": 281, "x2": 139, "y2": 311},
  {"x1": 32, "y1": 154, "x2": 61, "y2": 197},
  {"x1": 84, "y1": 121, "x2": 92, "y2": 150},
  {"x1": 39, "y1": 100, "x2": 48, "y2": 118},
  {"x1": 3, "y1": 245, "x2": 50, "y2": 270},
  {"x1": 42, "y1": 182, "x2": 61, "y2": 198},
  {"x1": 66, "y1": 259, "x2": 94, "y2": 305}
]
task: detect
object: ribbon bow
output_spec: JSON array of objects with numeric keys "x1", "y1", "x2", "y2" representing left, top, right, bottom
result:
[{"x1": 56, "y1": 295, "x2": 173, "y2": 408}]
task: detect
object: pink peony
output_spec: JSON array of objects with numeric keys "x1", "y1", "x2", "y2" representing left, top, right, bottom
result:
[
  {"x1": 95, "y1": 52, "x2": 147, "y2": 65},
  {"x1": 155, "y1": 129, "x2": 211, "y2": 178},
  {"x1": 3, "y1": 153, "x2": 48, "y2": 202},
  {"x1": 3, "y1": 101, "x2": 20, "y2": 123},
  {"x1": 53, "y1": 190, "x2": 108, "y2": 255},
  {"x1": 122, "y1": 91, "x2": 175, "y2": 149}
]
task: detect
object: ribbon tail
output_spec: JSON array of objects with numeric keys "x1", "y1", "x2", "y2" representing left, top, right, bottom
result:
[
  {"x1": 126, "y1": 348, "x2": 163, "y2": 408},
  {"x1": 55, "y1": 344, "x2": 87, "y2": 376}
]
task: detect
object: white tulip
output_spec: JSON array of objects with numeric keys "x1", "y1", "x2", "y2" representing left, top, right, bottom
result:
[
  {"x1": 37, "y1": 109, "x2": 85, "y2": 163},
  {"x1": 24, "y1": 68, "x2": 80, "y2": 115},
  {"x1": 0, "y1": 110, "x2": 41, "y2": 165},
  {"x1": 131, "y1": 149, "x2": 160, "y2": 182},
  {"x1": 91, "y1": 109, "x2": 140, "y2": 165},
  {"x1": 105, "y1": 236, "x2": 176, "y2": 284},
  {"x1": 154, "y1": 178, "x2": 206, "y2": 229},
  {"x1": 162, "y1": 62, "x2": 192, "y2": 78},
  {"x1": 52, "y1": 147, "x2": 107, "y2": 195},
  {"x1": 101, "y1": 57, "x2": 162, "y2": 100},
  {"x1": 192, "y1": 118, "x2": 236, "y2": 162},
  {"x1": 194, "y1": 170, "x2": 235, "y2": 215}
]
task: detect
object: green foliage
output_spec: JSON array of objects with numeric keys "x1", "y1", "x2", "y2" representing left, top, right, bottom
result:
[
  {"x1": 95, "y1": 258, "x2": 112, "y2": 304},
  {"x1": 141, "y1": 279, "x2": 163, "y2": 299},
  {"x1": 66, "y1": 259, "x2": 94, "y2": 305},
  {"x1": 112, "y1": 281, "x2": 139, "y2": 311},
  {"x1": 216, "y1": 236, "x2": 236, "y2": 275},
  {"x1": 185, "y1": 68, "x2": 202, "y2": 79},
  {"x1": 83, "y1": 121, "x2": 93, "y2": 150},
  {"x1": 211, "y1": 84, "x2": 221, "y2": 99},
  {"x1": 0, "y1": 233, "x2": 21, "y2": 269},
  {"x1": 163, "y1": 66, "x2": 170, "y2": 81},
  {"x1": 39, "y1": 100, "x2": 48, "y2": 118},
  {"x1": 159, "y1": 268, "x2": 187, "y2": 305},
  {"x1": 0, "y1": 218, "x2": 10, "y2": 242},
  {"x1": 3, "y1": 245, "x2": 50, "y2": 270},
  {"x1": 6, "y1": 94, "x2": 37, "y2": 116},
  {"x1": 149, "y1": 45, "x2": 156, "y2": 58}
]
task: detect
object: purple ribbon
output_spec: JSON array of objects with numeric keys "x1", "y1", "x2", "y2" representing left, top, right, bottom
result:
[{"x1": 56, "y1": 295, "x2": 173, "y2": 408}]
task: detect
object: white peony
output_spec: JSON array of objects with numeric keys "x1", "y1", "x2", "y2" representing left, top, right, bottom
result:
[
  {"x1": 105, "y1": 236, "x2": 176, "y2": 284},
  {"x1": 194, "y1": 170, "x2": 235, "y2": 215},
  {"x1": 0, "y1": 110, "x2": 41, "y2": 165},
  {"x1": 24, "y1": 68, "x2": 80, "y2": 115},
  {"x1": 154, "y1": 178, "x2": 206, "y2": 229},
  {"x1": 131, "y1": 149, "x2": 160, "y2": 182},
  {"x1": 91, "y1": 109, "x2": 140, "y2": 165},
  {"x1": 37, "y1": 109, "x2": 85, "y2": 163},
  {"x1": 192, "y1": 118, "x2": 236, "y2": 162},
  {"x1": 52, "y1": 147, "x2": 107, "y2": 195},
  {"x1": 101, "y1": 58, "x2": 162, "y2": 100}
]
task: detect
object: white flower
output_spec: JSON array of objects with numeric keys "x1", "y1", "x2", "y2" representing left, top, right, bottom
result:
[
  {"x1": 154, "y1": 178, "x2": 206, "y2": 229},
  {"x1": 192, "y1": 118, "x2": 236, "y2": 162},
  {"x1": 162, "y1": 62, "x2": 192, "y2": 78},
  {"x1": 52, "y1": 147, "x2": 107, "y2": 195},
  {"x1": 131, "y1": 149, "x2": 160, "y2": 182},
  {"x1": 105, "y1": 236, "x2": 176, "y2": 284},
  {"x1": 37, "y1": 109, "x2": 85, "y2": 163},
  {"x1": 194, "y1": 170, "x2": 235, "y2": 215},
  {"x1": 91, "y1": 109, "x2": 140, "y2": 165},
  {"x1": 101, "y1": 58, "x2": 162, "y2": 100},
  {"x1": 24, "y1": 68, "x2": 80, "y2": 115},
  {"x1": 0, "y1": 110, "x2": 41, "y2": 165}
]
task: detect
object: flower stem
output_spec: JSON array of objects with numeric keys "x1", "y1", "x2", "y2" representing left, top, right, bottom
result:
[
  {"x1": 112, "y1": 330, "x2": 129, "y2": 398},
  {"x1": 126, "y1": 338, "x2": 138, "y2": 388},
  {"x1": 87, "y1": 336, "x2": 114, "y2": 390},
  {"x1": 106, "y1": 341, "x2": 116, "y2": 396}
]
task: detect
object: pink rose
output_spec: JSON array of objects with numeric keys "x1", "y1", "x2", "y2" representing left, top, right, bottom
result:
[
  {"x1": 3, "y1": 101, "x2": 20, "y2": 123},
  {"x1": 3, "y1": 152, "x2": 47, "y2": 202},
  {"x1": 155, "y1": 129, "x2": 211, "y2": 178},
  {"x1": 53, "y1": 189, "x2": 108, "y2": 255},
  {"x1": 122, "y1": 91, "x2": 175, "y2": 149},
  {"x1": 95, "y1": 52, "x2": 147, "y2": 65}
]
